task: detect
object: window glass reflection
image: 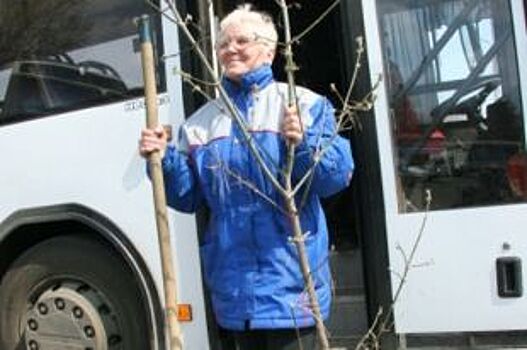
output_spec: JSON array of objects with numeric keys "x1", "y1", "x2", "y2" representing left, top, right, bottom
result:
[
  {"x1": 0, "y1": 0, "x2": 164, "y2": 123},
  {"x1": 378, "y1": 0, "x2": 526, "y2": 211}
]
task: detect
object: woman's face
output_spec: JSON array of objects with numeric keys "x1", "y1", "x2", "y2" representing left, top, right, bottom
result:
[{"x1": 217, "y1": 23, "x2": 274, "y2": 82}]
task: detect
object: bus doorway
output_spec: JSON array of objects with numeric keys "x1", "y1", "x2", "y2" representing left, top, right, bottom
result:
[{"x1": 208, "y1": 1, "x2": 370, "y2": 348}]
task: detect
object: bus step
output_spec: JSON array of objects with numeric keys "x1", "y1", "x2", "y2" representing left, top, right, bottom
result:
[{"x1": 328, "y1": 294, "x2": 369, "y2": 337}]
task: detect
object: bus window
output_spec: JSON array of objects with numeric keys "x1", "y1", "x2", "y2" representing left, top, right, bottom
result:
[
  {"x1": 378, "y1": 0, "x2": 525, "y2": 212},
  {"x1": 0, "y1": 0, "x2": 164, "y2": 123}
]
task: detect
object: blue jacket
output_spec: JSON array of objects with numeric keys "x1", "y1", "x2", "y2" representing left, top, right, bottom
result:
[{"x1": 161, "y1": 65, "x2": 354, "y2": 330}]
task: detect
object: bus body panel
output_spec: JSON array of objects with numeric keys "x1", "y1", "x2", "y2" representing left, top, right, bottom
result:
[{"x1": 0, "y1": 94, "x2": 210, "y2": 348}]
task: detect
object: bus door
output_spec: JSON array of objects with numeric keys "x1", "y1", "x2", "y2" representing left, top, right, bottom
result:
[{"x1": 363, "y1": 0, "x2": 527, "y2": 337}]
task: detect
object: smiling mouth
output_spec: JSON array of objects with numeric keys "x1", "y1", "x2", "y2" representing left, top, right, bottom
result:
[{"x1": 226, "y1": 61, "x2": 245, "y2": 67}]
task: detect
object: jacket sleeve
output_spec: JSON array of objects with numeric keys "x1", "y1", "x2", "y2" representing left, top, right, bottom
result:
[
  {"x1": 292, "y1": 96, "x2": 354, "y2": 198},
  {"x1": 147, "y1": 125, "x2": 204, "y2": 213},
  {"x1": 159, "y1": 144, "x2": 203, "y2": 213}
]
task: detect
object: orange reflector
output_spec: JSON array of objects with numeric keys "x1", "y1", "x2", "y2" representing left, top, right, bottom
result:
[{"x1": 177, "y1": 304, "x2": 193, "y2": 322}]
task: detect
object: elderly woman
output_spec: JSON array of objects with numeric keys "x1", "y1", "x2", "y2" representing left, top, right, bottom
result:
[{"x1": 140, "y1": 4, "x2": 354, "y2": 349}]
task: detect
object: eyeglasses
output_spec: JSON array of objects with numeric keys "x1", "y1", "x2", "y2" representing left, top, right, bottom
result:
[{"x1": 216, "y1": 34, "x2": 258, "y2": 51}]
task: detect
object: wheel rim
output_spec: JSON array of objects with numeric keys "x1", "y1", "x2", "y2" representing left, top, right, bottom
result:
[{"x1": 24, "y1": 281, "x2": 122, "y2": 350}]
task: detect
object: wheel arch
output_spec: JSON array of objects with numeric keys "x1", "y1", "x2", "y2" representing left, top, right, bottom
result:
[{"x1": 0, "y1": 203, "x2": 165, "y2": 349}]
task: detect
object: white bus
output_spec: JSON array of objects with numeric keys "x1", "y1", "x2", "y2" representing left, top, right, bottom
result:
[{"x1": 1, "y1": 0, "x2": 527, "y2": 349}]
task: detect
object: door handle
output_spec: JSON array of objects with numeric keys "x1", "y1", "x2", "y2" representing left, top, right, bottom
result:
[{"x1": 496, "y1": 256, "x2": 523, "y2": 298}]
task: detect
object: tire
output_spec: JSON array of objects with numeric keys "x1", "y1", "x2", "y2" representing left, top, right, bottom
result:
[{"x1": 0, "y1": 235, "x2": 151, "y2": 350}]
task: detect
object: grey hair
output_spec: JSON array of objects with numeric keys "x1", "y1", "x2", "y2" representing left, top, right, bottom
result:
[{"x1": 219, "y1": 4, "x2": 278, "y2": 52}]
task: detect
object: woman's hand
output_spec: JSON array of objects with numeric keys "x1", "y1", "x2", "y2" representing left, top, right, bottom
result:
[
  {"x1": 282, "y1": 105, "x2": 303, "y2": 146},
  {"x1": 139, "y1": 126, "x2": 168, "y2": 159}
]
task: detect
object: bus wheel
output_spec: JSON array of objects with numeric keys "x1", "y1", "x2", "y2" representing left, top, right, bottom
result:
[{"x1": 0, "y1": 235, "x2": 151, "y2": 350}]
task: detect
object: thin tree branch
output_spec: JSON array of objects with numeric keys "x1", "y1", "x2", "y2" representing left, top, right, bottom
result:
[
  {"x1": 355, "y1": 307, "x2": 383, "y2": 350},
  {"x1": 215, "y1": 163, "x2": 287, "y2": 215},
  {"x1": 174, "y1": 68, "x2": 219, "y2": 103},
  {"x1": 292, "y1": 0, "x2": 341, "y2": 44}
]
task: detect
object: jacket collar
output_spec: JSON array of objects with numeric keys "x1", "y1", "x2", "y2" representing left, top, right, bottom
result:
[{"x1": 221, "y1": 64, "x2": 274, "y2": 98}]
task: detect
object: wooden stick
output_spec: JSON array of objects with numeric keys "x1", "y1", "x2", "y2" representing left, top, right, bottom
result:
[{"x1": 137, "y1": 15, "x2": 183, "y2": 350}]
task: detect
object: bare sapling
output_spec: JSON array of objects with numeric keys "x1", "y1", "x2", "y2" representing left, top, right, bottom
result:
[
  {"x1": 354, "y1": 189, "x2": 433, "y2": 350},
  {"x1": 277, "y1": 0, "x2": 329, "y2": 348}
]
